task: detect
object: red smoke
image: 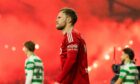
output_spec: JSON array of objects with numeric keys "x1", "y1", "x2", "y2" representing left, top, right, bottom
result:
[{"x1": 0, "y1": 0, "x2": 140, "y2": 84}]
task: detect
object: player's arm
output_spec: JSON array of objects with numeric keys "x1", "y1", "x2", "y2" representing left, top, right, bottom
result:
[
  {"x1": 115, "y1": 67, "x2": 129, "y2": 84},
  {"x1": 25, "y1": 61, "x2": 34, "y2": 84},
  {"x1": 56, "y1": 43, "x2": 78, "y2": 83},
  {"x1": 115, "y1": 78, "x2": 122, "y2": 84}
]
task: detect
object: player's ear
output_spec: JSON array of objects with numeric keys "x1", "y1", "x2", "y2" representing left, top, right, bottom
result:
[{"x1": 67, "y1": 16, "x2": 72, "y2": 23}]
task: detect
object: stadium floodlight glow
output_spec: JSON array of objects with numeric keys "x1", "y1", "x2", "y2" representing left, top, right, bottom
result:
[
  {"x1": 12, "y1": 46, "x2": 16, "y2": 51},
  {"x1": 117, "y1": 47, "x2": 122, "y2": 51},
  {"x1": 125, "y1": 45, "x2": 129, "y2": 48},
  {"x1": 129, "y1": 40, "x2": 133, "y2": 45},
  {"x1": 35, "y1": 44, "x2": 40, "y2": 49},
  {"x1": 92, "y1": 62, "x2": 98, "y2": 68},
  {"x1": 104, "y1": 54, "x2": 110, "y2": 60},
  {"x1": 4, "y1": 44, "x2": 9, "y2": 49},
  {"x1": 87, "y1": 66, "x2": 92, "y2": 72}
]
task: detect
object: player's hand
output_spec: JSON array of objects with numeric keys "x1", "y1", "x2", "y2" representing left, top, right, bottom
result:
[{"x1": 54, "y1": 82, "x2": 60, "y2": 84}]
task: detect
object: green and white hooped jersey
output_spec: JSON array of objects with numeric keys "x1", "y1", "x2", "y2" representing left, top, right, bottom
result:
[
  {"x1": 25, "y1": 55, "x2": 44, "y2": 84},
  {"x1": 119, "y1": 62, "x2": 139, "y2": 84}
]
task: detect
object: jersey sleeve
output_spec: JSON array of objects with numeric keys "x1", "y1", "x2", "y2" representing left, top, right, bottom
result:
[
  {"x1": 25, "y1": 60, "x2": 35, "y2": 84},
  {"x1": 56, "y1": 41, "x2": 79, "y2": 83}
]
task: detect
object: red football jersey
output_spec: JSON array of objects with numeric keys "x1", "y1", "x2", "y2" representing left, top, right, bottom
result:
[{"x1": 56, "y1": 30, "x2": 90, "y2": 84}]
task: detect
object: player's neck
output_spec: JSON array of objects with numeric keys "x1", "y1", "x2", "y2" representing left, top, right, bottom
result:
[
  {"x1": 124, "y1": 58, "x2": 131, "y2": 64},
  {"x1": 62, "y1": 24, "x2": 73, "y2": 35},
  {"x1": 27, "y1": 52, "x2": 35, "y2": 57}
]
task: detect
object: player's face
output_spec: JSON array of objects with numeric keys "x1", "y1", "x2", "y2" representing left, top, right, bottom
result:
[
  {"x1": 23, "y1": 46, "x2": 28, "y2": 54},
  {"x1": 56, "y1": 11, "x2": 67, "y2": 30},
  {"x1": 121, "y1": 52, "x2": 128, "y2": 61}
]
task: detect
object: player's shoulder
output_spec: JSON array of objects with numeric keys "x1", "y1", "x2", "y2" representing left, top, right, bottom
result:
[
  {"x1": 25, "y1": 57, "x2": 34, "y2": 66},
  {"x1": 33, "y1": 56, "x2": 43, "y2": 63},
  {"x1": 128, "y1": 63, "x2": 137, "y2": 69},
  {"x1": 27, "y1": 56, "x2": 35, "y2": 62},
  {"x1": 66, "y1": 32, "x2": 74, "y2": 43},
  {"x1": 121, "y1": 64, "x2": 129, "y2": 71},
  {"x1": 66, "y1": 30, "x2": 80, "y2": 43}
]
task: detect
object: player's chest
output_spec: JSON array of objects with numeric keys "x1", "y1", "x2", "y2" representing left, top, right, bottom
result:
[{"x1": 60, "y1": 41, "x2": 68, "y2": 55}]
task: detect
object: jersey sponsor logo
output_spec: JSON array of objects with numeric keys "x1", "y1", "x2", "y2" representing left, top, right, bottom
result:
[{"x1": 67, "y1": 44, "x2": 78, "y2": 51}]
